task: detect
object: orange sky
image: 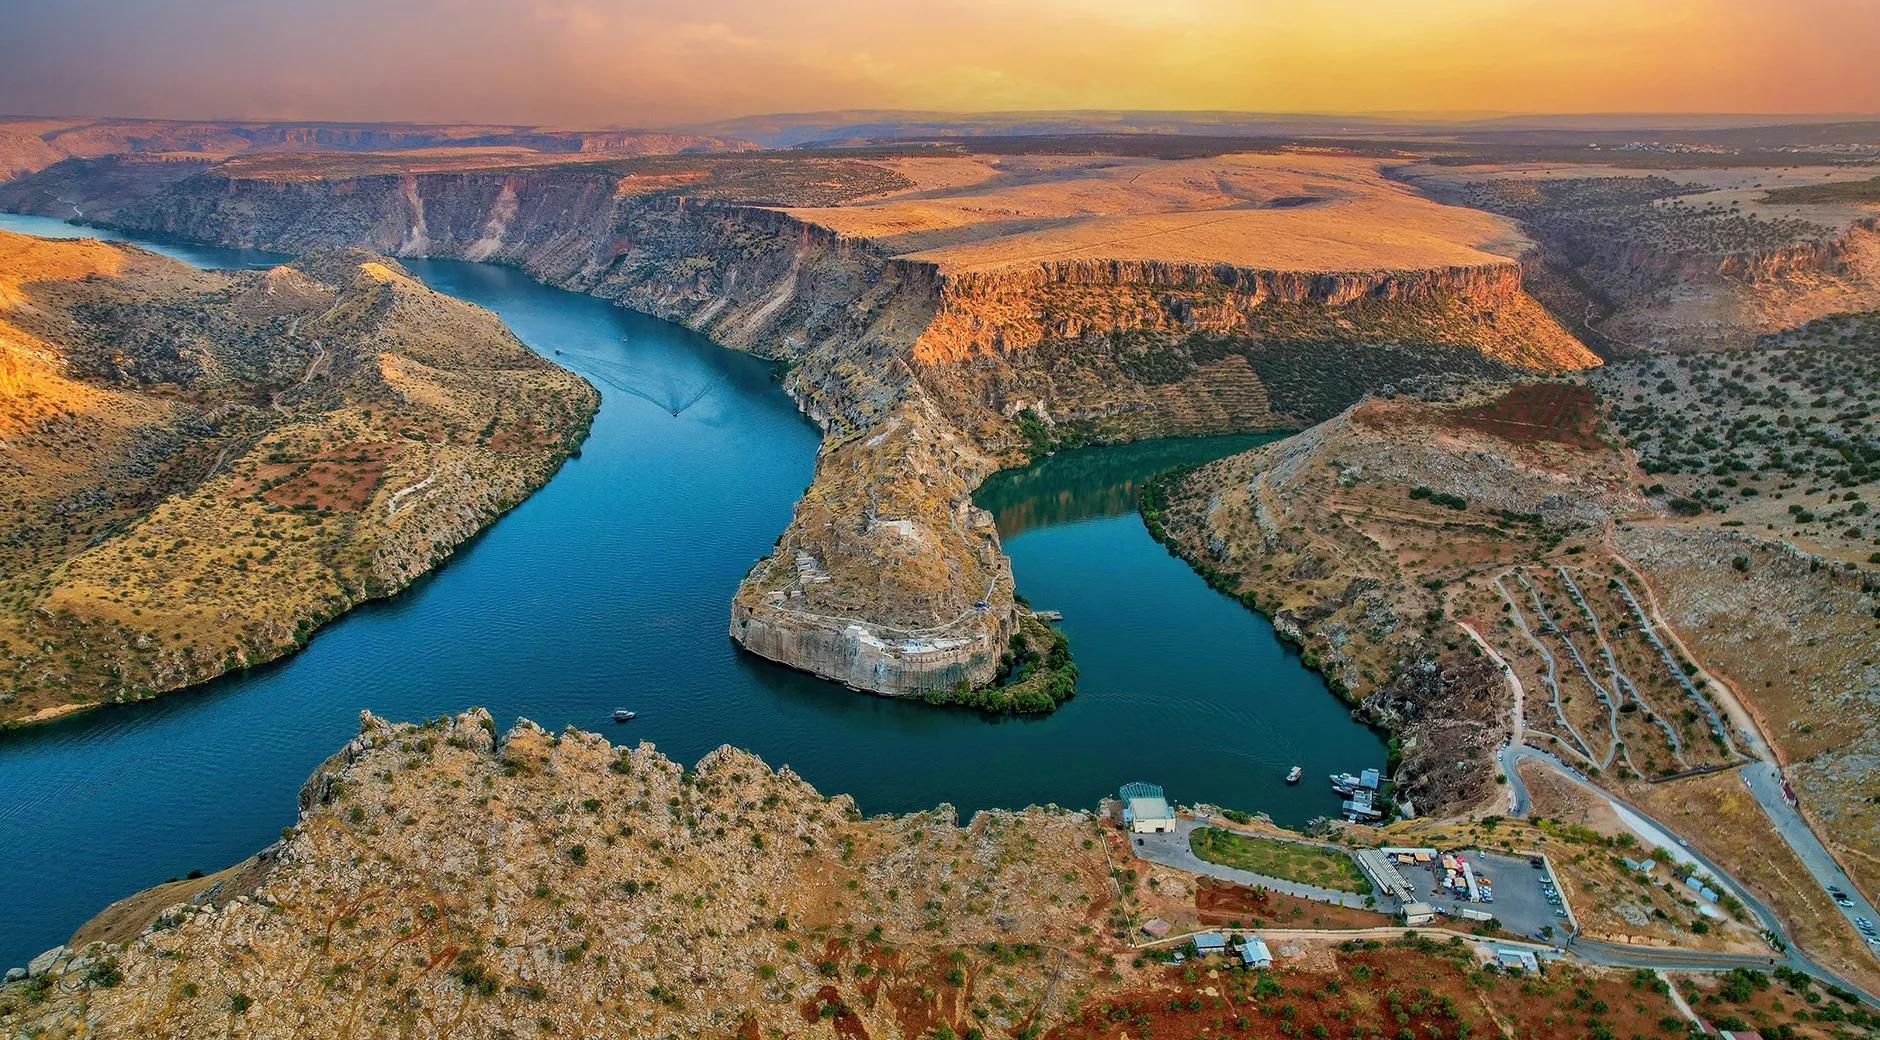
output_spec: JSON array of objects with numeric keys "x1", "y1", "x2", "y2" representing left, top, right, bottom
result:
[{"x1": 1, "y1": 0, "x2": 1875, "y2": 126}]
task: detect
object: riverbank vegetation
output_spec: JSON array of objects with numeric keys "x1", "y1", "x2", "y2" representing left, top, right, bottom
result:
[
  {"x1": 922, "y1": 614, "x2": 1076, "y2": 714},
  {"x1": 1187, "y1": 827, "x2": 1371, "y2": 894}
]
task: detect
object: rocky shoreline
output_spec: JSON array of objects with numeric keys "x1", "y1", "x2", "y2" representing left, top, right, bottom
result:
[{"x1": 0, "y1": 237, "x2": 599, "y2": 724}]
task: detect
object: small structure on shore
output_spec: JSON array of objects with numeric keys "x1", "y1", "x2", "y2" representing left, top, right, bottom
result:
[
  {"x1": 1341, "y1": 788, "x2": 1384, "y2": 822},
  {"x1": 1401, "y1": 901, "x2": 1437, "y2": 926},
  {"x1": 1120, "y1": 781, "x2": 1177, "y2": 834},
  {"x1": 1490, "y1": 946, "x2": 1541, "y2": 973}
]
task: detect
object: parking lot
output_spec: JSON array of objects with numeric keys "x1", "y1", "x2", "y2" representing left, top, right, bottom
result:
[{"x1": 1393, "y1": 849, "x2": 1572, "y2": 942}]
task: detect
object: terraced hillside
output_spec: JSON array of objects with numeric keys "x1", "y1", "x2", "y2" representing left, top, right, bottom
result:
[
  {"x1": 1155, "y1": 380, "x2": 1880, "y2": 989},
  {"x1": 0, "y1": 233, "x2": 597, "y2": 724},
  {"x1": 1148, "y1": 386, "x2": 1648, "y2": 813}
]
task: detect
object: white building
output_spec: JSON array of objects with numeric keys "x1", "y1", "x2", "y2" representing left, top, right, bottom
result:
[{"x1": 1120, "y1": 781, "x2": 1177, "y2": 833}]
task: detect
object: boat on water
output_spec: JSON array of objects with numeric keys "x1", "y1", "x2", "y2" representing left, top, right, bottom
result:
[
  {"x1": 1285, "y1": 766, "x2": 1303, "y2": 784},
  {"x1": 613, "y1": 709, "x2": 637, "y2": 723}
]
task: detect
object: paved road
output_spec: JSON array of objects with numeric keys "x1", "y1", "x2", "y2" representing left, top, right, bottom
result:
[
  {"x1": 1604, "y1": 550, "x2": 1876, "y2": 950},
  {"x1": 1741, "y1": 761, "x2": 1880, "y2": 948},
  {"x1": 1501, "y1": 746, "x2": 1879, "y2": 1008},
  {"x1": 1496, "y1": 743, "x2": 1531, "y2": 817},
  {"x1": 1132, "y1": 819, "x2": 1382, "y2": 911}
]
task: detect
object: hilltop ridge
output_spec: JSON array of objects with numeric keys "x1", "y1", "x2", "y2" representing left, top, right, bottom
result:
[{"x1": 0, "y1": 232, "x2": 597, "y2": 722}]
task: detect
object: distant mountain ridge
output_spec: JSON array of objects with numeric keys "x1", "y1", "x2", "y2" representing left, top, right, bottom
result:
[
  {"x1": 0, "y1": 116, "x2": 751, "y2": 181},
  {"x1": 678, "y1": 109, "x2": 1880, "y2": 148}
]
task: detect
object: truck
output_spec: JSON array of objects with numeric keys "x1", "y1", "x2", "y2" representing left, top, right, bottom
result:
[{"x1": 1457, "y1": 907, "x2": 1496, "y2": 923}]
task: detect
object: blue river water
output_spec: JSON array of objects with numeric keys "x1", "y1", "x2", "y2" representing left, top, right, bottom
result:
[{"x1": 0, "y1": 213, "x2": 1384, "y2": 968}]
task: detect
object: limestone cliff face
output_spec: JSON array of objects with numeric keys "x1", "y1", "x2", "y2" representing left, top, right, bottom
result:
[
  {"x1": 1710, "y1": 219, "x2": 1879, "y2": 284},
  {"x1": 2, "y1": 159, "x2": 1599, "y2": 701},
  {"x1": 1577, "y1": 219, "x2": 1878, "y2": 296},
  {"x1": 48, "y1": 164, "x2": 1013, "y2": 695},
  {"x1": 911, "y1": 254, "x2": 1595, "y2": 453}
]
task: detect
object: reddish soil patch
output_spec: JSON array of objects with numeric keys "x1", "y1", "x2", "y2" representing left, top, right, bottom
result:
[
  {"x1": 799, "y1": 984, "x2": 870, "y2": 1039},
  {"x1": 1451, "y1": 383, "x2": 1604, "y2": 448},
  {"x1": 227, "y1": 441, "x2": 401, "y2": 511},
  {"x1": 1195, "y1": 877, "x2": 1393, "y2": 930},
  {"x1": 1046, "y1": 938, "x2": 1683, "y2": 1040},
  {"x1": 486, "y1": 419, "x2": 549, "y2": 454}
]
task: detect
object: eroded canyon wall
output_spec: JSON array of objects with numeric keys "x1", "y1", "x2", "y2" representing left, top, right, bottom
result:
[{"x1": 2, "y1": 158, "x2": 1596, "y2": 699}]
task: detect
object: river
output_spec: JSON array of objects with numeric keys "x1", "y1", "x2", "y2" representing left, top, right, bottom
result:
[{"x1": 0, "y1": 214, "x2": 1385, "y2": 968}]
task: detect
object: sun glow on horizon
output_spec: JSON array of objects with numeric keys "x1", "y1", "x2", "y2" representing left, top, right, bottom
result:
[{"x1": 0, "y1": 0, "x2": 1874, "y2": 126}]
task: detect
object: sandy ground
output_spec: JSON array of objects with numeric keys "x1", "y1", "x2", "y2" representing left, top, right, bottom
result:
[{"x1": 787, "y1": 153, "x2": 1533, "y2": 272}]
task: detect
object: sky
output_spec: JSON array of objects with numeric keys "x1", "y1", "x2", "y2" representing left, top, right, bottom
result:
[{"x1": 1, "y1": 0, "x2": 1876, "y2": 127}]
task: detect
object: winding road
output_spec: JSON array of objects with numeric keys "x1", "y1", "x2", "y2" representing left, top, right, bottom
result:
[
  {"x1": 1497, "y1": 743, "x2": 1878, "y2": 1006},
  {"x1": 1477, "y1": 547, "x2": 1880, "y2": 998}
]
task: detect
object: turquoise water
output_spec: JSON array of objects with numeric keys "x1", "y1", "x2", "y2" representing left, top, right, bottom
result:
[{"x1": 0, "y1": 215, "x2": 1384, "y2": 968}]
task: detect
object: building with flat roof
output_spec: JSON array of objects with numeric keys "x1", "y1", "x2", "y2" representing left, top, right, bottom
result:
[
  {"x1": 1401, "y1": 901, "x2": 1437, "y2": 926},
  {"x1": 1120, "y1": 781, "x2": 1176, "y2": 833},
  {"x1": 1193, "y1": 931, "x2": 1227, "y2": 954},
  {"x1": 1491, "y1": 946, "x2": 1541, "y2": 973}
]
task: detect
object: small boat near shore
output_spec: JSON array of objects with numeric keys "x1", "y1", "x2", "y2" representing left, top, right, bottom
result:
[
  {"x1": 613, "y1": 709, "x2": 637, "y2": 723},
  {"x1": 1285, "y1": 766, "x2": 1302, "y2": 784}
]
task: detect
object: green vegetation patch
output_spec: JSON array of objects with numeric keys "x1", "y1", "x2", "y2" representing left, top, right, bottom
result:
[
  {"x1": 1761, "y1": 175, "x2": 1880, "y2": 205},
  {"x1": 1188, "y1": 828, "x2": 1370, "y2": 894},
  {"x1": 921, "y1": 614, "x2": 1076, "y2": 715}
]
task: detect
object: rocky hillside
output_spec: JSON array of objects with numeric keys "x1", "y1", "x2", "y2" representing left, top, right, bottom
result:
[
  {"x1": 0, "y1": 709, "x2": 1115, "y2": 1038},
  {"x1": 1153, "y1": 379, "x2": 1880, "y2": 984},
  {"x1": 0, "y1": 710, "x2": 1759, "y2": 1040},
  {"x1": 0, "y1": 149, "x2": 1597, "y2": 702},
  {"x1": 1147, "y1": 385, "x2": 1653, "y2": 813},
  {"x1": 0, "y1": 233, "x2": 597, "y2": 724}
]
